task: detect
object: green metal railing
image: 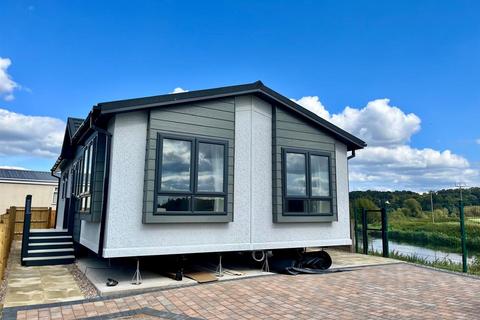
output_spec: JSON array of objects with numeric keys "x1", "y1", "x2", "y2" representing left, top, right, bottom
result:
[{"x1": 354, "y1": 207, "x2": 389, "y2": 258}]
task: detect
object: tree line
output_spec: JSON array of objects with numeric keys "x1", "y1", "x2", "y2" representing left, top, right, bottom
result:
[{"x1": 350, "y1": 187, "x2": 480, "y2": 220}]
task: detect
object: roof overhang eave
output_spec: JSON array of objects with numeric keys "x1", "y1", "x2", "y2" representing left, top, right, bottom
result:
[{"x1": 97, "y1": 86, "x2": 366, "y2": 151}]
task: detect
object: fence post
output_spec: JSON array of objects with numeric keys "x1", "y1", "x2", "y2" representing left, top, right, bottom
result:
[
  {"x1": 20, "y1": 195, "x2": 32, "y2": 266},
  {"x1": 381, "y1": 207, "x2": 389, "y2": 258},
  {"x1": 354, "y1": 208, "x2": 359, "y2": 253},
  {"x1": 459, "y1": 200, "x2": 468, "y2": 273},
  {"x1": 362, "y1": 208, "x2": 368, "y2": 255},
  {"x1": 8, "y1": 207, "x2": 16, "y2": 256},
  {"x1": 0, "y1": 221, "x2": 6, "y2": 279},
  {"x1": 47, "y1": 207, "x2": 52, "y2": 228}
]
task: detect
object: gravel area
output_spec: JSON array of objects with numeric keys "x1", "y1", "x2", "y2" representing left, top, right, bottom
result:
[{"x1": 68, "y1": 263, "x2": 99, "y2": 299}]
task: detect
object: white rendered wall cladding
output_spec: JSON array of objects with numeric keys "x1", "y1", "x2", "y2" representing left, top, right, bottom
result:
[
  {"x1": 102, "y1": 110, "x2": 250, "y2": 257},
  {"x1": 247, "y1": 96, "x2": 351, "y2": 249},
  {"x1": 102, "y1": 97, "x2": 351, "y2": 257}
]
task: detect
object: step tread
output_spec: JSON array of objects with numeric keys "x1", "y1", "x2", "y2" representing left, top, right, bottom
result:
[
  {"x1": 29, "y1": 242, "x2": 73, "y2": 246},
  {"x1": 28, "y1": 248, "x2": 74, "y2": 254},
  {"x1": 22, "y1": 255, "x2": 75, "y2": 261},
  {"x1": 29, "y1": 235, "x2": 72, "y2": 240},
  {"x1": 30, "y1": 229, "x2": 68, "y2": 233}
]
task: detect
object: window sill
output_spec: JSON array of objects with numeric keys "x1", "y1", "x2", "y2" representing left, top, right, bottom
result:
[
  {"x1": 274, "y1": 213, "x2": 337, "y2": 223},
  {"x1": 143, "y1": 213, "x2": 232, "y2": 224}
]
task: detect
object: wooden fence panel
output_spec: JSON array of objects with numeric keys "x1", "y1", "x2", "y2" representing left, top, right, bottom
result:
[
  {"x1": 12, "y1": 207, "x2": 56, "y2": 240},
  {"x1": 0, "y1": 208, "x2": 17, "y2": 279},
  {"x1": 0, "y1": 206, "x2": 56, "y2": 277}
]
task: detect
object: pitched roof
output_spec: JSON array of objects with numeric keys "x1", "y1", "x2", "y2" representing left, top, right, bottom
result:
[
  {"x1": 95, "y1": 81, "x2": 366, "y2": 150},
  {"x1": 53, "y1": 81, "x2": 366, "y2": 172},
  {"x1": 67, "y1": 117, "x2": 84, "y2": 138},
  {"x1": 0, "y1": 169, "x2": 57, "y2": 183}
]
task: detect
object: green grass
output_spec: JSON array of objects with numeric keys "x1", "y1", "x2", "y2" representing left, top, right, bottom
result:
[{"x1": 375, "y1": 250, "x2": 480, "y2": 276}]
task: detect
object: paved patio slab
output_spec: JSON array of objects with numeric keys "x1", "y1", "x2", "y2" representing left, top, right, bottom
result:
[
  {"x1": 2, "y1": 242, "x2": 84, "y2": 308},
  {"x1": 3, "y1": 263, "x2": 480, "y2": 319},
  {"x1": 327, "y1": 249, "x2": 400, "y2": 268}
]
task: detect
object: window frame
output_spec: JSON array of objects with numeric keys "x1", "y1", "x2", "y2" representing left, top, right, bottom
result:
[
  {"x1": 282, "y1": 148, "x2": 333, "y2": 217},
  {"x1": 76, "y1": 137, "x2": 96, "y2": 215},
  {"x1": 154, "y1": 133, "x2": 229, "y2": 216}
]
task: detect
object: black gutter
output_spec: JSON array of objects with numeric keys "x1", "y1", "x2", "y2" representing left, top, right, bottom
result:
[{"x1": 347, "y1": 149, "x2": 356, "y2": 160}]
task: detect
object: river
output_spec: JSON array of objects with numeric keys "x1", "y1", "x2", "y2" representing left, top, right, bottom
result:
[{"x1": 368, "y1": 238, "x2": 478, "y2": 264}]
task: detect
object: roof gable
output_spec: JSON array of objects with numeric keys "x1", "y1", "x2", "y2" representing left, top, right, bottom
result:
[
  {"x1": 53, "y1": 81, "x2": 366, "y2": 172},
  {"x1": 67, "y1": 118, "x2": 84, "y2": 138},
  {"x1": 95, "y1": 81, "x2": 366, "y2": 150}
]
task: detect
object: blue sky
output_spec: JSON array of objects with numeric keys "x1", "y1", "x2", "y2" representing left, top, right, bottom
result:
[{"x1": 0, "y1": 1, "x2": 479, "y2": 191}]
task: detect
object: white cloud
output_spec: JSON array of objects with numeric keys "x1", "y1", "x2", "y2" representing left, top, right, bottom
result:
[
  {"x1": 349, "y1": 145, "x2": 478, "y2": 191},
  {"x1": 171, "y1": 87, "x2": 188, "y2": 94},
  {"x1": 0, "y1": 108, "x2": 65, "y2": 158},
  {"x1": 291, "y1": 96, "x2": 330, "y2": 119},
  {"x1": 330, "y1": 99, "x2": 421, "y2": 147},
  {"x1": 0, "y1": 57, "x2": 19, "y2": 101},
  {"x1": 292, "y1": 95, "x2": 479, "y2": 191},
  {"x1": 0, "y1": 166, "x2": 27, "y2": 170},
  {"x1": 476, "y1": 139, "x2": 480, "y2": 145}
]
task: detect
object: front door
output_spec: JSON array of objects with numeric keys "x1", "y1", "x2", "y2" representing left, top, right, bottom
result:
[{"x1": 63, "y1": 167, "x2": 76, "y2": 230}]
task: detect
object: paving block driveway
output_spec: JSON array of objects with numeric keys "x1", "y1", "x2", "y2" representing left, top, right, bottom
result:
[{"x1": 3, "y1": 263, "x2": 480, "y2": 320}]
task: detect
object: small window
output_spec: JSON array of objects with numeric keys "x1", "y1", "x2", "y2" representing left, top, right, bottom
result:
[
  {"x1": 283, "y1": 149, "x2": 332, "y2": 216},
  {"x1": 52, "y1": 187, "x2": 58, "y2": 205},
  {"x1": 156, "y1": 135, "x2": 227, "y2": 215},
  {"x1": 194, "y1": 196, "x2": 225, "y2": 212},
  {"x1": 157, "y1": 195, "x2": 190, "y2": 212}
]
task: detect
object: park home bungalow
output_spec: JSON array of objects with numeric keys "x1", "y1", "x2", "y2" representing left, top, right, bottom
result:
[{"x1": 32, "y1": 81, "x2": 365, "y2": 265}]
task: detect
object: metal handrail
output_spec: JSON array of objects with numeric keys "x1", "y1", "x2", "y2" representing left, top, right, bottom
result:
[{"x1": 20, "y1": 195, "x2": 32, "y2": 265}]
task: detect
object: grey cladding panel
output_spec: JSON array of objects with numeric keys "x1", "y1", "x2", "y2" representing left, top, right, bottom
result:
[
  {"x1": 143, "y1": 99, "x2": 235, "y2": 223},
  {"x1": 273, "y1": 106, "x2": 339, "y2": 223}
]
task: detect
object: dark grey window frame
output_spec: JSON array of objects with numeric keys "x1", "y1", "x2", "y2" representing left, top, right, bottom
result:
[
  {"x1": 71, "y1": 135, "x2": 97, "y2": 220},
  {"x1": 149, "y1": 132, "x2": 230, "y2": 223},
  {"x1": 278, "y1": 147, "x2": 336, "y2": 222},
  {"x1": 61, "y1": 173, "x2": 68, "y2": 199}
]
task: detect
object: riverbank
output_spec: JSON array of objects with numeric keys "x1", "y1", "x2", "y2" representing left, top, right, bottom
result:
[
  {"x1": 369, "y1": 217, "x2": 480, "y2": 253},
  {"x1": 381, "y1": 250, "x2": 480, "y2": 276},
  {"x1": 364, "y1": 216, "x2": 480, "y2": 275}
]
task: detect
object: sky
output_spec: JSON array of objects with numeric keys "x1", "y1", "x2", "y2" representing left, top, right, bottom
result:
[{"x1": 0, "y1": 1, "x2": 479, "y2": 191}]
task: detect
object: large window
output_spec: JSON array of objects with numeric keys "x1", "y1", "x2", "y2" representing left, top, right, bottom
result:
[
  {"x1": 155, "y1": 134, "x2": 227, "y2": 215},
  {"x1": 283, "y1": 149, "x2": 332, "y2": 216},
  {"x1": 73, "y1": 139, "x2": 95, "y2": 213}
]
